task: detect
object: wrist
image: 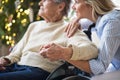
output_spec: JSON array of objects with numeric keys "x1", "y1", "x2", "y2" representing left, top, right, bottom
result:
[{"x1": 62, "y1": 47, "x2": 73, "y2": 60}]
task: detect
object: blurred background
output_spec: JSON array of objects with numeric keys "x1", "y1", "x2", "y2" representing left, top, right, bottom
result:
[
  {"x1": 0, "y1": 0, "x2": 40, "y2": 56},
  {"x1": 112, "y1": 0, "x2": 120, "y2": 6}
]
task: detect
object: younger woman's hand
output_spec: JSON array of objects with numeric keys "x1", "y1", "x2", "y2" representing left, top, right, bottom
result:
[{"x1": 64, "y1": 17, "x2": 81, "y2": 37}]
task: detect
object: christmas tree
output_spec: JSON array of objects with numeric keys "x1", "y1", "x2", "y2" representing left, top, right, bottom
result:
[{"x1": 0, "y1": 0, "x2": 40, "y2": 47}]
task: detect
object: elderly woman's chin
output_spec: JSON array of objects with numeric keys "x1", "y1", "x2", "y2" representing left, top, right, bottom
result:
[
  {"x1": 38, "y1": 11, "x2": 47, "y2": 21},
  {"x1": 38, "y1": 10, "x2": 43, "y2": 17}
]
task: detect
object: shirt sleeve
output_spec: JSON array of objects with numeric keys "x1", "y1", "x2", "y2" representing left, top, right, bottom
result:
[
  {"x1": 67, "y1": 30, "x2": 98, "y2": 60},
  {"x1": 89, "y1": 19, "x2": 120, "y2": 75},
  {"x1": 5, "y1": 23, "x2": 34, "y2": 64}
]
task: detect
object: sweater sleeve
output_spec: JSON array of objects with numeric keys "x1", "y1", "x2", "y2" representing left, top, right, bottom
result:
[
  {"x1": 5, "y1": 23, "x2": 34, "y2": 64},
  {"x1": 67, "y1": 30, "x2": 98, "y2": 60}
]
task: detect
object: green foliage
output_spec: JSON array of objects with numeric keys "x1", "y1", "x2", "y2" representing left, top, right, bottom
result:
[{"x1": 0, "y1": 0, "x2": 40, "y2": 46}]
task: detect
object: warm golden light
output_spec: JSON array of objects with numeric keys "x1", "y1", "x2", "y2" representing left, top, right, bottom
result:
[
  {"x1": 20, "y1": 0, "x2": 24, "y2": 3},
  {"x1": 6, "y1": 41, "x2": 10, "y2": 45},
  {"x1": 13, "y1": 33, "x2": 16, "y2": 37},
  {"x1": 24, "y1": 9, "x2": 30, "y2": 15},
  {"x1": 9, "y1": 36, "x2": 12, "y2": 41},
  {"x1": 12, "y1": 20, "x2": 16, "y2": 23},
  {"x1": 2, "y1": 1, "x2": 5, "y2": 4},
  {"x1": 1, "y1": 35, "x2": 4, "y2": 39},
  {"x1": 0, "y1": 7, "x2": 3, "y2": 13},
  {"x1": 5, "y1": 35, "x2": 9, "y2": 40},
  {"x1": 21, "y1": 19, "x2": 27, "y2": 24},
  {"x1": 8, "y1": 23, "x2": 12, "y2": 27},
  {"x1": 17, "y1": 12, "x2": 21, "y2": 18},
  {"x1": 11, "y1": 43, "x2": 15, "y2": 47},
  {"x1": 20, "y1": 8, "x2": 23, "y2": 12},
  {"x1": 7, "y1": 27, "x2": 11, "y2": 31},
  {"x1": 17, "y1": 5, "x2": 21, "y2": 9},
  {"x1": 5, "y1": 0, "x2": 8, "y2": 3}
]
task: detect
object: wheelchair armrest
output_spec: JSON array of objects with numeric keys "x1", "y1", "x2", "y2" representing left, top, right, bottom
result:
[{"x1": 46, "y1": 63, "x2": 67, "y2": 80}]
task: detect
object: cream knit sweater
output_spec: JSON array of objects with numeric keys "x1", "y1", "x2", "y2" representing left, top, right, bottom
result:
[{"x1": 5, "y1": 20, "x2": 98, "y2": 72}]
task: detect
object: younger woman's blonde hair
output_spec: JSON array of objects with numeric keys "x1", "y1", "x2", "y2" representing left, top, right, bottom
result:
[{"x1": 85, "y1": 0, "x2": 116, "y2": 21}]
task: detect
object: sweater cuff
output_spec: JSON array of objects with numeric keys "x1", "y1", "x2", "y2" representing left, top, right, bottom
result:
[{"x1": 70, "y1": 45, "x2": 81, "y2": 60}]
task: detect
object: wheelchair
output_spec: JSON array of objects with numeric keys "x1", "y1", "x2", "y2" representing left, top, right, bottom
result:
[{"x1": 46, "y1": 62, "x2": 91, "y2": 80}]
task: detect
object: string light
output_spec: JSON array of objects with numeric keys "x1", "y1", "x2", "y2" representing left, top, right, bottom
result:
[
  {"x1": 20, "y1": 8, "x2": 23, "y2": 12},
  {"x1": 20, "y1": 0, "x2": 24, "y2": 3},
  {"x1": 12, "y1": 20, "x2": 16, "y2": 23},
  {"x1": 1, "y1": 35, "x2": 5, "y2": 39},
  {"x1": 7, "y1": 27, "x2": 11, "y2": 31},
  {"x1": 17, "y1": 12, "x2": 21, "y2": 18},
  {"x1": 2, "y1": 1, "x2": 5, "y2": 4},
  {"x1": 24, "y1": 9, "x2": 30, "y2": 15},
  {"x1": 5, "y1": 35, "x2": 9, "y2": 40},
  {"x1": 6, "y1": 41, "x2": 10, "y2": 45},
  {"x1": 0, "y1": 7, "x2": 3, "y2": 13},
  {"x1": 17, "y1": 5, "x2": 21, "y2": 9},
  {"x1": 11, "y1": 43, "x2": 15, "y2": 47},
  {"x1": 21, "y1": 19, "x2": 27, "y2": 24},
  {"x1": 8, "y1": 36, "x2": 12, "y2": 41},
  {"x1": 8, "y1": 23, "x2": 12, "y2": 27},
  {"x1": 13, "y1": 33, "x2": 16, "y2": 37},
  {"x1": 5, "y1": 0, "x2": 8, "y2": 3}
]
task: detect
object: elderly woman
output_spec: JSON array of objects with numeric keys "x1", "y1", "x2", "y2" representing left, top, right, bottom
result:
[{"x1": 0, "y1": 0, "x2": 98, "y2": 80}]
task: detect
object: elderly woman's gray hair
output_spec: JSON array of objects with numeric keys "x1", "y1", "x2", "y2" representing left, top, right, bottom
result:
[{"x1": 53, "y1": 0, "x2": 71, "y2": 16}]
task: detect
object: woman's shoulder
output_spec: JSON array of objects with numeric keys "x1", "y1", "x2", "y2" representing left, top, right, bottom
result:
[
  {"x1": 102, "y1": 9, "x2": 120, "y2": 21},
  {"x1": 97, "y1": 9, "x2": 120, "y2": 27}
]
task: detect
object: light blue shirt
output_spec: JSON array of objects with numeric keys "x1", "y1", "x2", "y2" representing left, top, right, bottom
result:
[{"x1": 89, "y1": 9, "x2": 120, "y2": 75}]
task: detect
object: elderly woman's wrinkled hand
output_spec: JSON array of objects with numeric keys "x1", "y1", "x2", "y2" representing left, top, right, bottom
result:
[
  {"x1": 0, "y1": 57, "x2": 8, "y2": 71},
  {"x1": 39, "y1": 43, "x2": 63, "y2": 61},
  {"x1": 39, "y1": 43, "x2": 73, "y2": 61}
]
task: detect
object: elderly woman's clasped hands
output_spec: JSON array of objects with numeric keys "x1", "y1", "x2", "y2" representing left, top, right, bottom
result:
[{"x1": 39, "y1": 43, "x2": 73, "y2": 61}]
